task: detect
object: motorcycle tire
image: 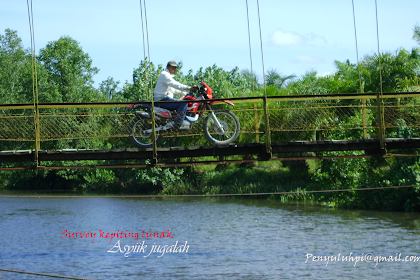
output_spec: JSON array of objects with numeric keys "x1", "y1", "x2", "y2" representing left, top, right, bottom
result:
[
  {"x1": 129, "y1": 117, "x2": 159, "y2": 148},
  {"x1": 203, "y1": 109, "x2": 240, "y2": 145}
]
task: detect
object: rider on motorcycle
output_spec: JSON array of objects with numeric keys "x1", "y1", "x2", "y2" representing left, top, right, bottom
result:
[{"x1": 154, "y1": 61, "x2": 197, "y2": 129}]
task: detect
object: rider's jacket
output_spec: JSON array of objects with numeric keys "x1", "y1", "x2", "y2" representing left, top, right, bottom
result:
[{"x1": 154, "y1": 69, "x2": 190, "y2": 101}]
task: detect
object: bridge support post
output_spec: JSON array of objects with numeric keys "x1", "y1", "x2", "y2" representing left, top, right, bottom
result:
[
  {"x1": 263, "y1": 96, "x2": 272, "y2": 160},
  {"x1": 34, "y1": 104, "x2": 41, "y2": 166},
  {"x1": 150, "y1": 105, "x2": 158, "y2": 164},
  {"x1": 376, "y1": 92, "x2": 386, "y2": 152},
  {"x1": 254, "y1": 102, "x2": 259, "y2": 143},
  {"x1": 362, "y1": 98, "x2": 367, "y2": 139}
]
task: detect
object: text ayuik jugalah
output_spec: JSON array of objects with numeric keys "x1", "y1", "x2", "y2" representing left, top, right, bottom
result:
[{"x1": 108, "y1": 240, "x2": 189, "y2": 258}]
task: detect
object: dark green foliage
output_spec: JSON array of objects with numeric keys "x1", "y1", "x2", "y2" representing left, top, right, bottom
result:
[
  {"x1": 310, "y1": 155, "x2": 420, "y2": 211},
  {"x1": 1, "y1": 28, "x2": 420, "y2": 211},
  {"x1": 159, "y1": 161, "x2": 313, "y2": 201}
]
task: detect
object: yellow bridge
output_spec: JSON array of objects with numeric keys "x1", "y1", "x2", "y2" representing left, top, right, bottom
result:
[{"x1": 1, "y1": 92, "x2": 420, "y2": 170}]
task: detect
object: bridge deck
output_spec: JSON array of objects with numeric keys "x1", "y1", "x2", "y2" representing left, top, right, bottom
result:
[{"x1": 1, "y1": 139, "x2": 419, "y2": 167}]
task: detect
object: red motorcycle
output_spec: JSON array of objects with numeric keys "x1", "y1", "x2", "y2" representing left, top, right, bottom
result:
[{"x1": 127, "y1": 75, "x2": 240, "y2": 148}]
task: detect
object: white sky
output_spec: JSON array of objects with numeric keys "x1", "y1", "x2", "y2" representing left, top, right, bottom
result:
[{"x1": 1, "y1": 0, "x2": 420, "y2": 86}]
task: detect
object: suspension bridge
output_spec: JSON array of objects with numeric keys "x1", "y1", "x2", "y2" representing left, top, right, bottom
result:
[
  {"x1": 3, "y1": 0, "x2": 417, "y2": 170},
  {"x1": 1, "y1": 91, "x2": 420, "y2": 170}
]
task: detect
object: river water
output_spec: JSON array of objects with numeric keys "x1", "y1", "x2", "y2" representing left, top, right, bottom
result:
[{"x1": 0, "y1": 196, "x2": 420, "y2": 279}]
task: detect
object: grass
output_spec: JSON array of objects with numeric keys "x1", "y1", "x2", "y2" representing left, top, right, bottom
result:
[{"x1": 159, "y1": 159, "x2": 315, "y2": 203}]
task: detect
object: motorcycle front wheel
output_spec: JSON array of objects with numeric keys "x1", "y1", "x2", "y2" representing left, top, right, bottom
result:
[
  {"x1": 129, "y1": 117, "x2": 159, "y2": 148},
  {"x1": 204, "y1": 109, "x2": 240, "y2": 145}
]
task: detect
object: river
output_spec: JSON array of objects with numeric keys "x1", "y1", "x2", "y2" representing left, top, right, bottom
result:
[{"x1": 0, "y1": 196, "x2": 419, "y2": 279}]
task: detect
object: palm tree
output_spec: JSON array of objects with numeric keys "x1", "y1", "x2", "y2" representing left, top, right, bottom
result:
[
  {"x1": 413, "y1": 24, "x2": 420, "y2": 45},
  {"x1": 360, "y1": 48, "x2": 420, "y2": 93},
  {"x1": 265, "y1": 69, "x2": 296, "y2": 88}
]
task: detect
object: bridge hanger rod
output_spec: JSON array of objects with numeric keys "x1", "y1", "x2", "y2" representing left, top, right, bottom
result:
[{"x1": 26, "y1": 0, "x2": 41, "y2": 166}]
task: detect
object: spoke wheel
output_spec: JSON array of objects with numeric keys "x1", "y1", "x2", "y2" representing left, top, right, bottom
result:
[
  {"x1": 204, "y1": 109, "x2": 240, "y2": 145},
  {"x1": 129, "y1": 117, "x2": 159, "y2": 148}
]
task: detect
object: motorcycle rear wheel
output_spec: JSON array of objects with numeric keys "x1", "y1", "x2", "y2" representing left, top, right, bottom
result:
[
  {"x1": 129, "y1": 117, "x2": 159, "y2": 148},
  {"x1": 204, "y1": 109, "x2": 240, "y2": 145}
]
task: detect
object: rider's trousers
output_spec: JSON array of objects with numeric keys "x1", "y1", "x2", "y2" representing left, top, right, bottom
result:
[{"x1": 158, "y1": 97, "x2": 188, "y2": 125}]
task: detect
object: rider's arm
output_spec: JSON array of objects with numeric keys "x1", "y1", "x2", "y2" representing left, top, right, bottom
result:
[
  {"x1": 163, "y1": 73, "x2": 190, "y2": 92},
  {"x1": 171, "y1": 86, "x2": 197, "y2": 96}
]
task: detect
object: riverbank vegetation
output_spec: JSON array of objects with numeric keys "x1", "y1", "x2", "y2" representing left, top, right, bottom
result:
[{"x1": 1, "y1": 27, "x2": 420, "y2": 211}]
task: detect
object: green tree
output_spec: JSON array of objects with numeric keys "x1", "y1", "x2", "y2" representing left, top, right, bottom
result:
[
  {"x1": 0, "y1": 29, "x2": 31, "y2": 103},
  {"x1": 99, "y1": 77, "x2": 121, "y2": 100},
  {"x1": 122, "y1": 59, "x2": 161, "y2": 101},
  {"x1": 38, "y1": 36, "x2": 101, "y2": 102}
]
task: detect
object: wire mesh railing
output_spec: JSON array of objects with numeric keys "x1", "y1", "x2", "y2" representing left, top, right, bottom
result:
[{"x1": 0, "y1": 92, "x2": 419, "y2": 153}]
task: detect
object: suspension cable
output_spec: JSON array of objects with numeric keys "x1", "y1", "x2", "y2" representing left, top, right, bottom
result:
[
  {"x1": 0, "y1": 268, "x2": 94, "y2": 280},
  {"x1": 374, "y1": 0, "x2": 386, "y2": 149},
  {"x1": 139, "y1": 0, "x2": 150, "y2": 101},
  {"x1": 256, "y1": 0, "x2": 271, "y2": 155},
  {"x1": 139, "y1": 0, "x2": 147, "y2": 72},
  {"x1": 352, "y1": 0, "x2": 368, "y2": 139},
  {"x1": 26, "y1": 0, "x2": 37, "y2": 105},
  {"x1": 256, "y1": 0, "x2": 266, "y2": 94},
  {"x1": 351, "y1": 0, "x2": 363, "y2": 94},
  {"x1": 139, "y1": 0, "x2": 157, "y2": 162},
  {"x1": 143, "y1": 0, "x2": 153, "y2": 101},
  {"x1": 245, "y1": 0, "x2": 255, "y2": 95},
  {"x1": 0, "y1": 185, "x2": 416, "y2": 198},
  {"x1": 375, "y1": 0, "x2": 383, "y2": 96}
]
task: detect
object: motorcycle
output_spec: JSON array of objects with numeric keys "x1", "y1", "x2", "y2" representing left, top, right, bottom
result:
[{"x1": 127, "y1": 75, "x2": 240, "y2": 148}]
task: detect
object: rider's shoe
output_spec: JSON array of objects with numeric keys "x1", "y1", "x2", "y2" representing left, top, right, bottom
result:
[
  {"x1": 178, "y1": 120, "x2": 191, "y2": 130},
  {"x1": 172, "y1": 120, "x2": 190, "y2": 130},
  {"x1": 181, "y1": 120, "x2": 190, "y2": 126}
]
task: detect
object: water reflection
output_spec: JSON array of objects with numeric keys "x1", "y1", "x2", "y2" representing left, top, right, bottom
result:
[{"x1": 0, "y1": 196, "x2": 419, "y2": 279}]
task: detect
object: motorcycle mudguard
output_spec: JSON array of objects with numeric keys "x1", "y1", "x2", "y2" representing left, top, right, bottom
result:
[
  {"x1": 223, "y1": 100, "x2": 235, "y2": 106},
  {"x1": 210, "y1": 100, "x2": 235, "y2": 106}
]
